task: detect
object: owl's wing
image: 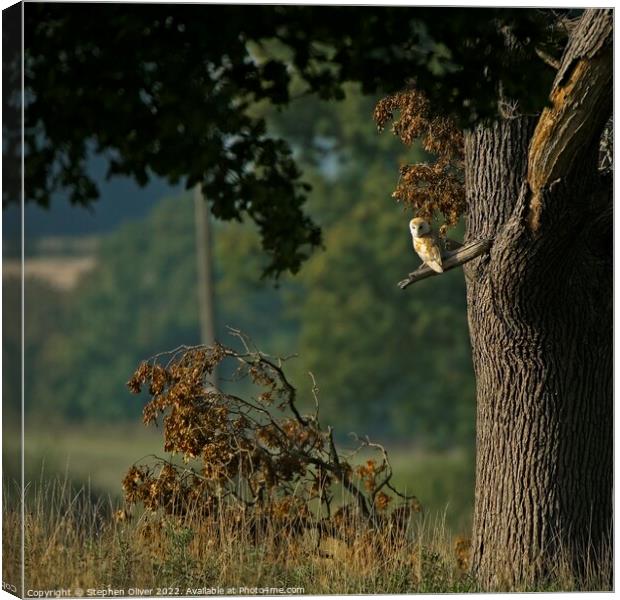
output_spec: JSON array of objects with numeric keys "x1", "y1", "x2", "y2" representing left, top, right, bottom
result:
[
  {"x1": 425, "y1": 239, "x2": 444, "y2": 273},
  {"x1": 441, "y1": 237, "x2": 463, "y2": 255}
]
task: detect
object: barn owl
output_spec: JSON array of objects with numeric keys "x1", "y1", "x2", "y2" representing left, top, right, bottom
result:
[{"x1": 409, "y1": 217, "x2": 461, "y2": 273}]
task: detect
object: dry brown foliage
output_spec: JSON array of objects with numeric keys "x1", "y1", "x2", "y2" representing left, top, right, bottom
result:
[
  {"x1": 374, "y1": 89, "x2": 465, "y2": 226},
  {"x1": 454, "y1": 535, "x2": 472, "y2": 573},
  {"x1": 124, "y1": 330, "x2": 421, "y2": 544}
]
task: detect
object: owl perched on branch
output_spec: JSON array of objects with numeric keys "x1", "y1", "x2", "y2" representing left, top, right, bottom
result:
[{"x1": 409, "y1": 217, "x2": 461, "y2": 273}]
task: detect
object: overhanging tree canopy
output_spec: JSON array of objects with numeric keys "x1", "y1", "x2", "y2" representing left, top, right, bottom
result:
[{"x1": 15, "y1": 5, "x2": 565, "y2": 275}]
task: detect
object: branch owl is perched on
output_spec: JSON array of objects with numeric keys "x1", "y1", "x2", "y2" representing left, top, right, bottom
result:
[{"x1": 409, "y1": 217, "x2": 461, "y2": 273}]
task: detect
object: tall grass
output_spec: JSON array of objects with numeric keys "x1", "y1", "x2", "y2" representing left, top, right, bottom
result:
[{"x1": 3, "y1": 476, "x2": 611, "y2": 594}]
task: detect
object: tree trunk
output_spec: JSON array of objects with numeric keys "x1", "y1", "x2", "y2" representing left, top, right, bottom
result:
[
  {"x1": 194, "y1": 184, "x2": 218, "y2": 385},
  {"x1": 464, "y1": 118, "x2": 612, "y2": 588}
]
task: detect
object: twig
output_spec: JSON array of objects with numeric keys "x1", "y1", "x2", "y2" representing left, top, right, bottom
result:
[
  {"x1": 535, "y1": 47, "x2": 561, "y2": 70},
  {"x1": 327, "y1": 427, "x2": 371, "y2": 518},
  {"x1": 398, "y1": 238, "x2": 492, "y2": 290},
  {"x1": 308, "y1": 372, "x2": 321, "y2": 424},
  {"x1": 260, "y1": 355, "x2": 307, "y2": 426}
]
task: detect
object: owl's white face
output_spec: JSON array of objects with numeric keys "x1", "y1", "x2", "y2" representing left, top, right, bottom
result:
[{"x1": 409, "y1": 218, "x2": 431, "y2": 238}]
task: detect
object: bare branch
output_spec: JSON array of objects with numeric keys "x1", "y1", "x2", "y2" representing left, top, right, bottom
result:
[
  {"x1": 259, "y1": 354, "x2": 307, "y2": 426},
  {"x1": 398, "y1": 238, "x2": 492, "y2": 290},
  {"x1": 535, "y1": 47, "x2": 560, "y2": 70},
  {"x1": 527, "y1": 9, "x2": 612, "y2": 231},
  {"x1": 308, "y1": 372, "x2": 321, "y2": 424}
]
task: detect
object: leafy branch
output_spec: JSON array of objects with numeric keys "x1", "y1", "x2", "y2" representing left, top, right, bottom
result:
[{"x1": 123, "y1": 330, "x2": 421, "y2": 539}]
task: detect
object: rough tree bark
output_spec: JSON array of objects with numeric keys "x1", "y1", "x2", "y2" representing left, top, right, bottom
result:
[{"x1": 463, "y1": 9, "x2": 612, "y2": 588}]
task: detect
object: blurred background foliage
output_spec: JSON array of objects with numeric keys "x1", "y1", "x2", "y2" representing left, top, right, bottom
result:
[
  {"x1": 4, "y1": 84, "x2": 475, "y2": 528},
  {"x1": 7, "y1": 84, "x2": 475, "y2": 446}
]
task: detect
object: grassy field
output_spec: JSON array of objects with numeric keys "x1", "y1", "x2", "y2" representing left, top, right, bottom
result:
[
  {"x1": 3, "y1": 471, "x2": 610, "y2": 595},
  {"x1": 6, "y1": 423, "x2": 474, "y2": 533},
  {"x1": 4, "y1": 474, "x2": 477, "y2": 595},
  {"x1": 22, "y1": 423, "x2": 163, "y2": 496},
  {"x1": 1, "y1": 423, "x2": 481, "y2": 593},
  {"x1": 3, "y1": 423, "x2": 612, "y2": 594}
]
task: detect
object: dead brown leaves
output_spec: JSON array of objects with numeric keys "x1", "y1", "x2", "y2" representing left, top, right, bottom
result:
[
  {"x1": 122, "y1": 333, "x2": 422, "y2": 542},
  {"x1": 374, "y1": 89, "x2": 465, "y2": 226}
]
